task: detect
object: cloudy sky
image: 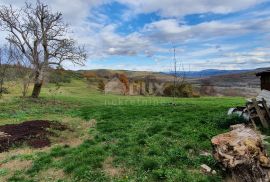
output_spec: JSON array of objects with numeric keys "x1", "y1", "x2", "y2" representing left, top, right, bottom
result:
[{"x1": 1, "y1": 0, "x2": 270, "y2": 71}]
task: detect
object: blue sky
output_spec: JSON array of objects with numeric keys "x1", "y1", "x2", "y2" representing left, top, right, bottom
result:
[{"x1": 1, "y1": 0, "x2": 270, "y2": 71}]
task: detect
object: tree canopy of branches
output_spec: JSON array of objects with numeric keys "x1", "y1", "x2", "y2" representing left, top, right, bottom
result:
[
  {"x1": 115, "y1": 73, "x2": 129, "y2": 95},
  {"x1": 0, "y1": 1, "x2": 87, "y2": 98}
]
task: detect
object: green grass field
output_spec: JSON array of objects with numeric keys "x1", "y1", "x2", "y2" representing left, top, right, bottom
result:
[{"x1": 0, "y1": 79, "x2": 245, "y2": 182}]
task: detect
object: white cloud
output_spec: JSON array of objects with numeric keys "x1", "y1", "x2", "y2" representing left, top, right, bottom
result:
[
  {"x1": 118, "y1": 0, "x2": 264, "y2": 18},
  {"x1": 101, "y1": 30, "x2": 152, "y2": 56},
  {"x1": 0, "y1": 0, "x2": 269, "y2": 71},
  {"x1": 143, "y1": 19, "x2": 251, "y2": 43},
  {"x1": 0, "y1": 0, "x2": 108, "y2": 24}
]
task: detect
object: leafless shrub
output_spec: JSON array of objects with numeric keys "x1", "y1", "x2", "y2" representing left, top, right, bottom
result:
[
  {"x1": 169, "y1": 45, "x2": 191, "y2": 100},
  {"x1": 13, "y1": 49, "x2": 34, "y2": 97},
  {"x1": 0, "y1": 44, "x2": 15, "y2": 98}
]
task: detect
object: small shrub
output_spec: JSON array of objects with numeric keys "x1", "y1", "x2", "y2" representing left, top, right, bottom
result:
[
  {"x1": 0, "y1": 87, "x2": 9, "y2": 94},
  {"x1": 163, "y1": 82, "x2": 194, "y2": 97},
  {"x1": 98, "y1": 80, "x2": 105, "y2": 92},
  {"x1": 115, "y1": 73, "x2": 129, "y2": 94},
  {"x1": 83, "y1": 72, "x2": 97, "y2": 80}
]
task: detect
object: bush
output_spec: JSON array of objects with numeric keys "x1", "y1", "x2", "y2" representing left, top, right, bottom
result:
[
  {"x1": 163, "y1": 82, "x2": 194, "y2": 97},
  {"x1": 0, "y1": 87, "x2": 9, "y2": 94},
  {"x1": 115, "y1": 73, "x2": 129, "y2": 94},
  {"x1": 83, "y1": 72, "x2": 97, "y2": 80},
  {"x1": 98, "y1": 80, "x2": 105, "y2": 92}
]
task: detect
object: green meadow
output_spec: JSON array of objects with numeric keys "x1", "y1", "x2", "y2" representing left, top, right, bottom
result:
[{"x1": 0, "y1": 79, "x2": 245, "y2": 182}]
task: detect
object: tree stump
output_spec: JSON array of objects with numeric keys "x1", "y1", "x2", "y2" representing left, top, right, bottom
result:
[{"x1": 211, "y1": 124, "x2": 270, "y2": 182}]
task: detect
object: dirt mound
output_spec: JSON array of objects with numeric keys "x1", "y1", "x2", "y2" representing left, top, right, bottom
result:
[{"x1": 0, "y1": 120, "x2": 66, "y2": 152}]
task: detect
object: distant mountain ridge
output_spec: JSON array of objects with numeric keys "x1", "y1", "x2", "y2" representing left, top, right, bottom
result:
[
  {"x1": 77, "y1": 67, "x2": 270, "y2": 79},
  {"x1": 164, "y1": 69, "x2": 254, "y2": 78}
]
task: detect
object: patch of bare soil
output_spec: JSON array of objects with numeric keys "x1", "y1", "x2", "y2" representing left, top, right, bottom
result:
[{"x1": 0, "y1": 120, "x2": 66, "y2": 152}]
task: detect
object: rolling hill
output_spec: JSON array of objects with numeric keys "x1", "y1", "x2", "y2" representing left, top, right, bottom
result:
[{"x1": 76, "y1": 67, "x2": 270, "y2": 97}]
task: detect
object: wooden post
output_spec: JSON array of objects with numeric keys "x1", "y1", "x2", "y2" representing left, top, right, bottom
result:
[
  {"x1": 252, "y1": 99, "x2": 269, "y2": 129},
  {"x1": 246, "y1": 102, "x2": 257, "y2": 129},
  {"x1": 262, "y1": 98, "x2": 270, "y2": 120}
]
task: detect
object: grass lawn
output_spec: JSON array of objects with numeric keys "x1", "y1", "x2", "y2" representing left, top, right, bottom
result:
[{"x1": 0, "y1": 79, "x2": 245, "y2": 181}]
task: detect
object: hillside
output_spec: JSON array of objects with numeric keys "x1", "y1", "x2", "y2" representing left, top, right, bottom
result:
[
  {"x1": 78, "y1": 69, "x2": 173, "y2": 80},
  {"x1": 189, "y1": 68, "x2": 268, "y2": 97},
  {"x1": 165, "y1": 69, "x2": 253, "y2": 78},
  {"x1": 78, "y1": 67, "x2": 268, "y2": 84},
  {"x1": 76, "y1": 68, "x2": 267, "y2": 97}
]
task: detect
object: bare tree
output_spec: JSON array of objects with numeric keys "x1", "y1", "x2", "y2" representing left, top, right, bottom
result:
[
  {"x1": 0, "y1": 1, "x2": 87, "y2": 98},
  {"x1": 171, "y1": 45, "x2": 186, "y2": 100},
  {"x1": 0, "y1": 44, "x2": 14, "y2": 98}
]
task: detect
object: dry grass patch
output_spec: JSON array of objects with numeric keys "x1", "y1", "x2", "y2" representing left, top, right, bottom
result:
[
  {"x1": 102, "y1": 157, "x2": 126, "y2": 178},
  {"x1": 1, "y1": 159, "x2": 32, "y2": 171},
  {"x1": 33, "y1": 168, "x2": 69, "y2": 182},
  {"x1": 0, "y1": 159, "x2": 32, "y2": 182},
  {"x1": 0, "y1": 147, "x2": 50, "y2": 162},
  {"x1": 49, "y1": 117, "x2": 95, "y2": 147}
]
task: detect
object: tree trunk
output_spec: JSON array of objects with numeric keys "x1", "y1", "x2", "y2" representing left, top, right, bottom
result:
[
  {"x1": 31, "y1": 70, "x2": 43, "y2": 98},
  {"x1": 31, "y1": 82, "x2": 42, "y2": 98}
]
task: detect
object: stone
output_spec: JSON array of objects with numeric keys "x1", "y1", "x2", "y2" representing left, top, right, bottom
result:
[
  {"x1": 199, "y1": 151, "x2": 211, "y2": 156},
  {"x1": 200, "y1": 164, "x2": 211, "y2": 173}
]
